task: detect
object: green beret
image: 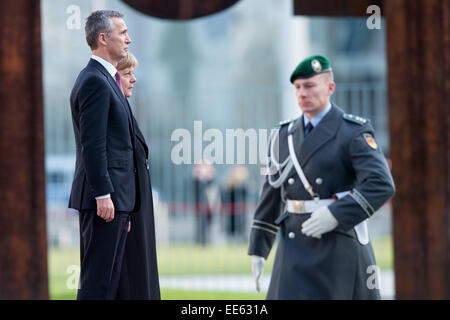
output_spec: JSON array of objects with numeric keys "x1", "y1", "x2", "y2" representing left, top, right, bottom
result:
[{"x1": 290, "y1": 55, "x2": 332, "y2": 83}]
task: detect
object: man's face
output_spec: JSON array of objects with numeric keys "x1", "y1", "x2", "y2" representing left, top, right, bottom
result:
[
  {"x1": 119, "y1": 67, "x2": 136, "y2": 98},
  {"x1": 293, "y1": 73, "x2": 335, "y2": 118},
  {"x1": 105, "y1": 17, "x2": 131, "y2": 63}
]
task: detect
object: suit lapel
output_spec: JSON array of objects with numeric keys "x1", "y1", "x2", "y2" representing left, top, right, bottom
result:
[
  {"x1": 289, "y1": 104, "x2": 343, "y2": 167},
  {"x1": 89, "y1": 59, "x2": 134, "y2": 128},
  {"x1": 300, "y1": 105, "x2": 343, "y2": 166},
  {"x1": 108, "y1": 75, "x2": 130, "y2": 112}
]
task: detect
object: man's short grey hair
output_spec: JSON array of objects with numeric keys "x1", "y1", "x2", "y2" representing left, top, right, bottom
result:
[{"x1": 85, "y1": 10, "x2": 124, "y2": 50}]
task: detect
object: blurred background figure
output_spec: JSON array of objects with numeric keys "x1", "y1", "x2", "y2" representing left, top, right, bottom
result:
[
  {"x1": 221, "y1": 166, "x2": 249, "y2": 242},
  {"x1": 192, "y1": 160, "x2": 220, "y2": 246}
]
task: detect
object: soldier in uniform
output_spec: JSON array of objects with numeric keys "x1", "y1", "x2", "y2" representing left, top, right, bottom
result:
[{"x1": 248, "y1": 55, "x2": 395, "y2": 299}]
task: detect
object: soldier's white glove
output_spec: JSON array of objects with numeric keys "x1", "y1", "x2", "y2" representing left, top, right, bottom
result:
[
  {"x1": 251, "y1": 255, "x2": 265, "y2": 292},
  {"x1": 301, "y1": 206, "x2": 338, "y2": 239}
]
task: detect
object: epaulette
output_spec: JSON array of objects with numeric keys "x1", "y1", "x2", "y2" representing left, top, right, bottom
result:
[
  {"x1": 278, "y1": 117, "x2": 296, "y2": 127},
  {"x1": 343, "y1": 113, "x2": 369, "y2": 125}
]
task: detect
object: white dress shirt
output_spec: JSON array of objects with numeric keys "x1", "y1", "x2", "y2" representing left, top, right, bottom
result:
[
  {"x1": 303, "y1": 101, "x2": 332, "y2": 128},
  {"x1": 91, "y1": 54, "x2": 117, "y2": 79}
]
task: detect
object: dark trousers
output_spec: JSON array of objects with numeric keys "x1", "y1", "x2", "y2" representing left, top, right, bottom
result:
[{"x1": 77, "y1": 210, "x2": 131, "y2": 300}]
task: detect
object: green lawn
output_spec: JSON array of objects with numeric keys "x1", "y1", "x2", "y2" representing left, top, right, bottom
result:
[
  {"x1": 48, "y1": 235, "x2": 393, "y2": 300},
  {"x1": 162, "y1": 289, "x2": 265, "y2": 300},
  {"x1": 50, "y1": 289, "x2": 265, "y2": 300},
  {"x1": 371, "y1": 235, "x2": 393, "y2": 270},
  {"x1": 156, "y1": 244, "x2": 276, "y2": 276}
]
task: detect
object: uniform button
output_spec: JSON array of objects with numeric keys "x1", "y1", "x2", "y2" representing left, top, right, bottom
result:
[
  {"x1": 315, "y1": 178, "x2": 322, "y2": 185},
  {"x1": 288, "y1": 232, "x2": 295, "y2": 239},
  {"x1": 288, "y1": 178, "x2": 295, "y2": 185}
]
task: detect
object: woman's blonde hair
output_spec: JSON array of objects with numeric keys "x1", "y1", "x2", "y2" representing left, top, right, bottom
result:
[{"x1": 117, "y1": 52, "x2": 138, "y2": 70}]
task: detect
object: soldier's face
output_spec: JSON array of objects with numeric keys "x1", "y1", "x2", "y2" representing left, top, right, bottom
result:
[{"x1": 294, "y1": 73, "x2": 335, "y2": 118}]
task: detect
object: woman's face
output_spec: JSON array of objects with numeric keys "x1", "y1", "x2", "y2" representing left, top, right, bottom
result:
[{"x1": 119, "y1": 66, "x2": 136, "y2": 98}]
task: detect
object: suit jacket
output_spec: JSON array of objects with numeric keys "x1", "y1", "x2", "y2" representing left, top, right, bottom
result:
[{"x1": 69, "y1": 59, "x2": 138, "y2": 212}]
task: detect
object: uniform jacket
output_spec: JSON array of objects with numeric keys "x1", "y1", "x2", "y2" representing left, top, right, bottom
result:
[
  {"x1": 69, "y1": 59, "x2": 138, "y2": 212},
  {"x1": 248, "y1": 103, "x2": 395, "y2": 299}
]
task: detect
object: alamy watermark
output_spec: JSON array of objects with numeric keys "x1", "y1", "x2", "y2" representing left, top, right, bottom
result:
[
  {"x1": 171, "y1": 121, "x2": 277, "y2": 174},
  {"x1": 66, "y1": 5, "x2": 81, "y2": 30},
  {"x1": 68, "y1": 4, "x2": 382, "y2": 31},
  {"x1": 366, "y1": 264, "x2": 381, "y2": 290},
  {"x1": 66, "y1": 265, "x2": 80, "y2": 290},
  {"x1": 366, "y1": 5, "x2": 381, "y2": 30}
]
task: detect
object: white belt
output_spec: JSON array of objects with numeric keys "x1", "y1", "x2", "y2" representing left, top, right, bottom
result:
[{"x1": 286, "y1": 199, "x2": 334, "y2": 214}]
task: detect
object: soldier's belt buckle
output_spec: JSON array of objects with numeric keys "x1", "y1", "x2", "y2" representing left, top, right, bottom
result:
[
  {"x1": 291, "y1": 200, "x2": 305, "y2": 214},
  {"x1": 293, "y1": 200, "x2": 305, "y2": 213},
  {"x1": 287, "y1": 199, "x2": 335, "y2": 214}
]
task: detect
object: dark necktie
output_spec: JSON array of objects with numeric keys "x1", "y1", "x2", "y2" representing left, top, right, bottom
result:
[{"x1": 304, "y1": 122, "x2": 314, "y2": 137}]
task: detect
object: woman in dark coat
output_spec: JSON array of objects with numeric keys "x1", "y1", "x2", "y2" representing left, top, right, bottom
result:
[{"x1": 116, "y1": 53, "x2": 160, "y2": 299}]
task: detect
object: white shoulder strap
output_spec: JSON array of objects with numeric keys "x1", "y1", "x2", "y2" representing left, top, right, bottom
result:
[
  {"x1": 267, "y1": 126, "x2": 293, "y2": 188},
  {"x1": 287, "y1": 131, "x2": 316, "y2": 199}
]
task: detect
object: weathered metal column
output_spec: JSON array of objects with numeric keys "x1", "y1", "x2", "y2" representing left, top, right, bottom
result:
[
  {"x1": 122, "y1": 0, "x2": 241, "y2": 20},
  {"x1": 293, "y1": 0, "x2": 450, "y2": 299},
  {"x1": 0, "y1": 0, "x2": 48, "y2": 299},
  {"x1": 385, "y1": 0, "x2": 450, "y2": 299}
]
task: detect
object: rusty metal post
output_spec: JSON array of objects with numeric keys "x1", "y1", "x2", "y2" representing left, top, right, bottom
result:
[
  {"x1": 385, "y1": 0, "x2": 450, "y2": 299},
  {"x1": 0, "y1": 0, "x2": 48, "y2": 299},
  {"x1": 293, "y1": 0, "x2": 450, "y2": 299},
  {"x1": 121, "y1": 0, "x2": 241, "y2": 20},
  {"x1": 293, "y1": 0, "x2": 382, "y2": 16}
]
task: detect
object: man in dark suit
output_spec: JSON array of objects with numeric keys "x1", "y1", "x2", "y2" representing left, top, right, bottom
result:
[
  {"x1": 69, "y1": 10, "x2": 136, "y2": 299},
  {"x1": 248, "y1": 55, "x2": 395, "y2": 299}
]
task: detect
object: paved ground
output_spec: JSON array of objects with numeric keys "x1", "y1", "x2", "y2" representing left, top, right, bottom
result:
[{"x1": 160, "y1": 269, "x2": 395, "y2": 299}]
